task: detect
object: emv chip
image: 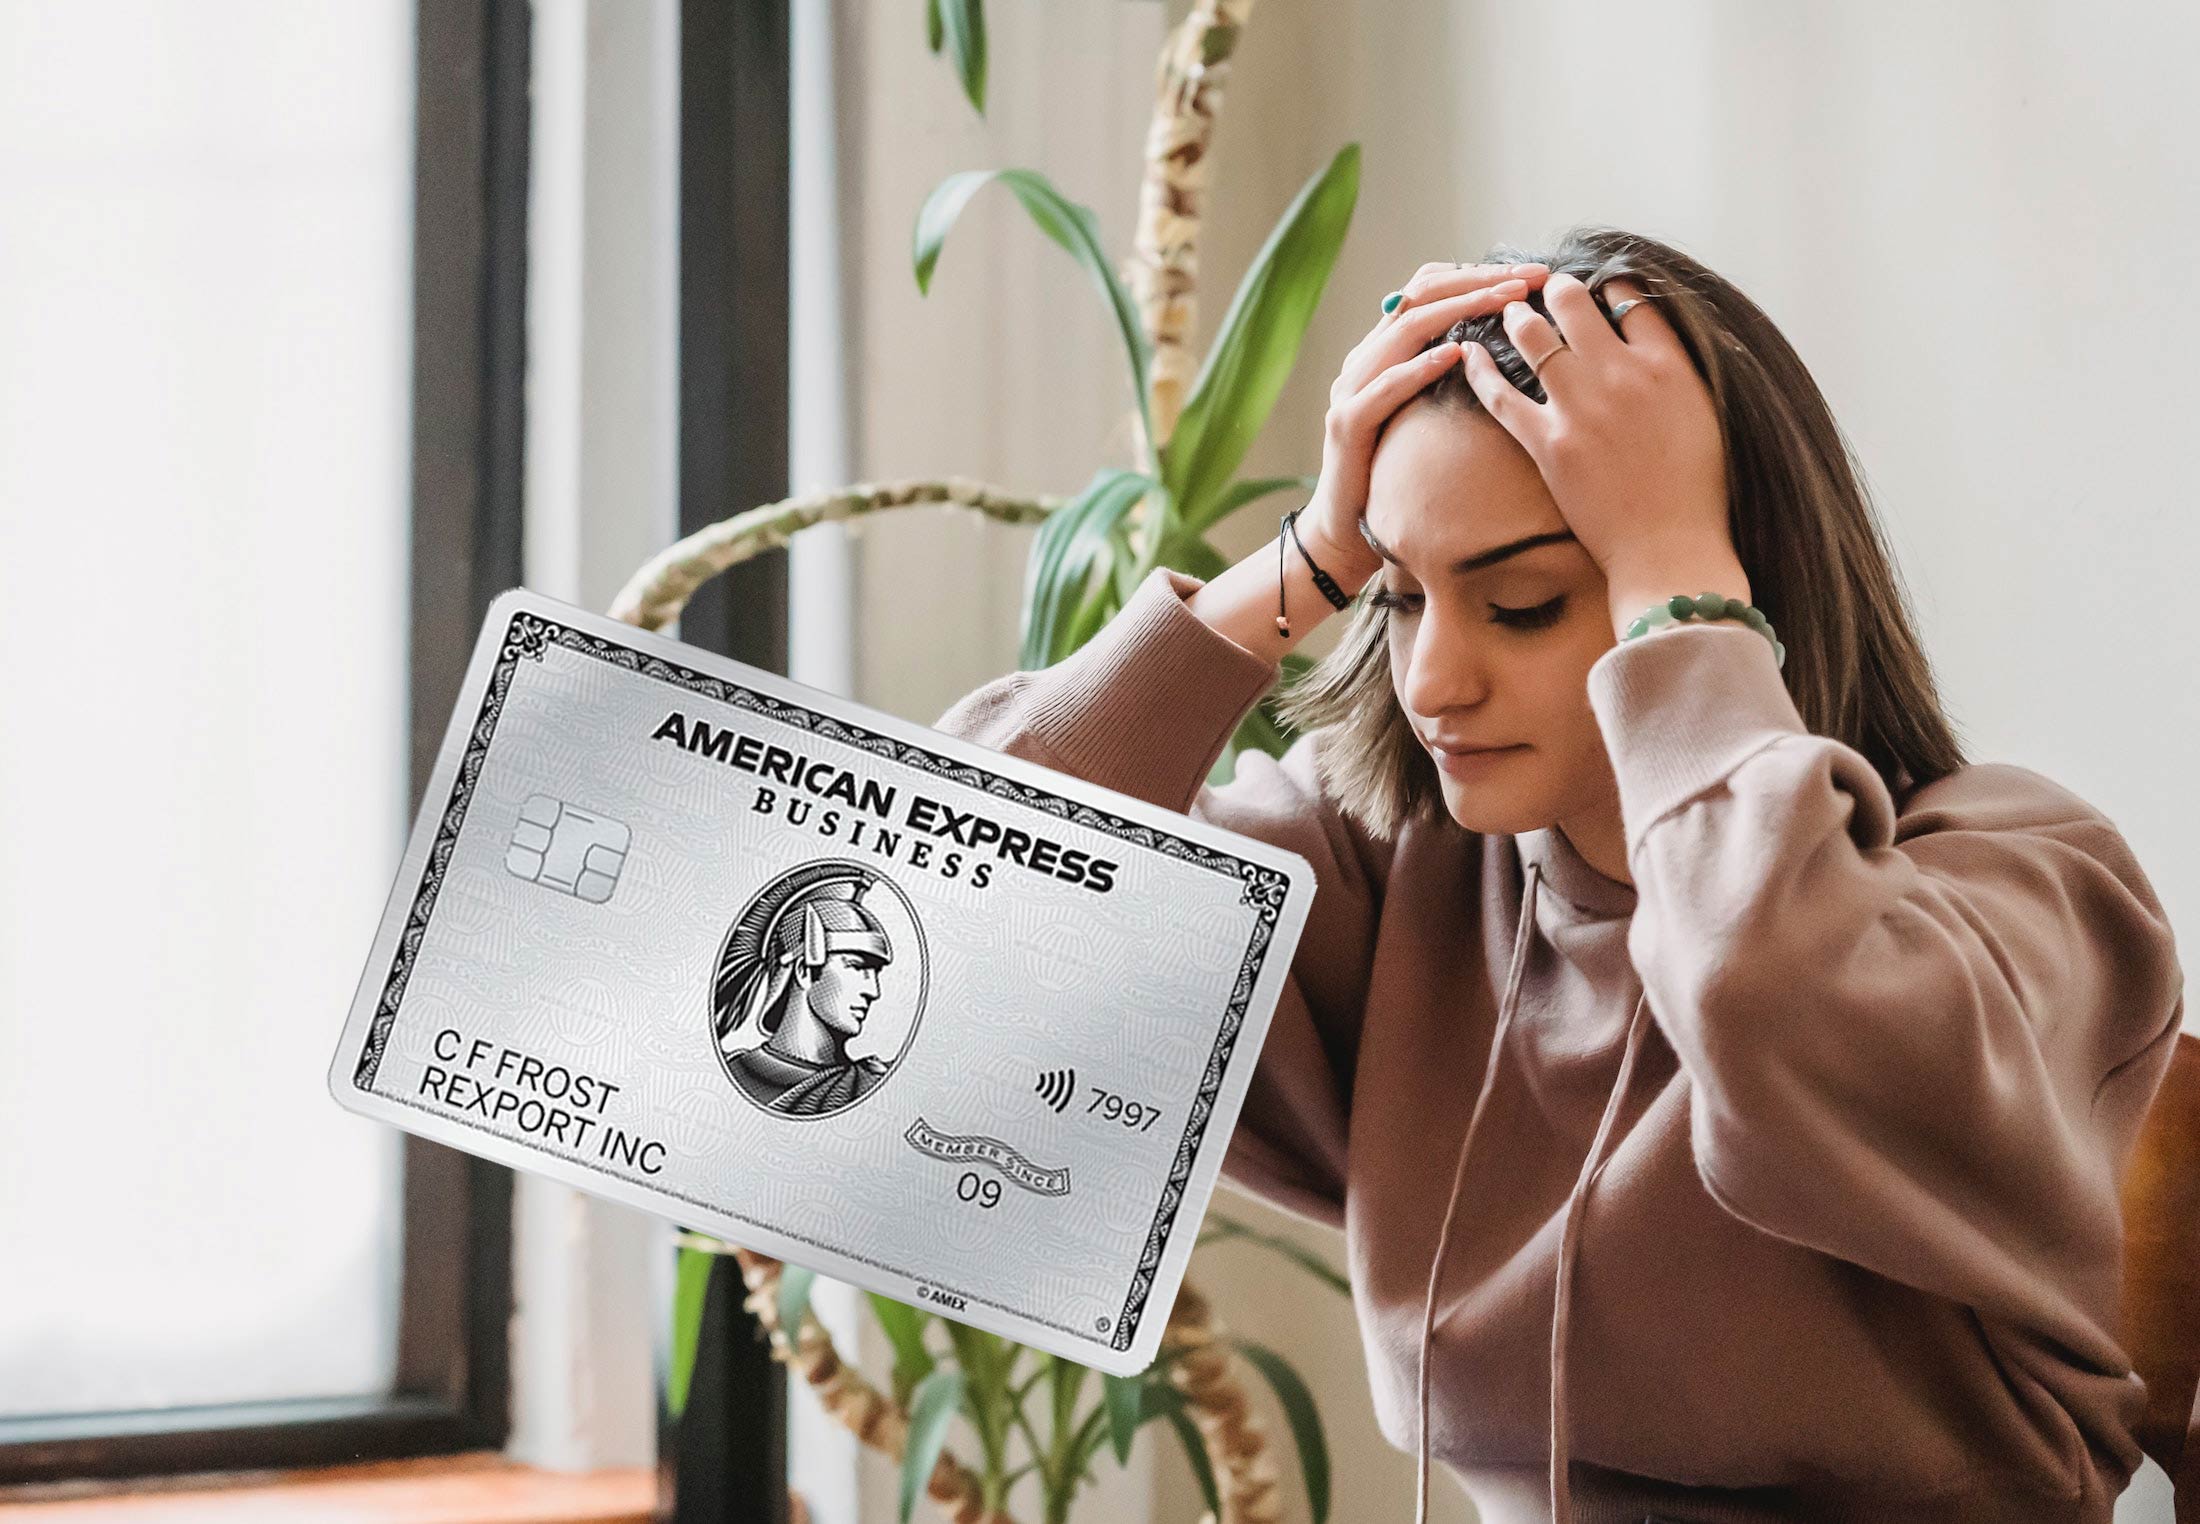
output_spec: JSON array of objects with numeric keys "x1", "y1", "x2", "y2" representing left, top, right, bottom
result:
[{"x1": 506, "y1": 794, "x2": 630, "y2": 903}]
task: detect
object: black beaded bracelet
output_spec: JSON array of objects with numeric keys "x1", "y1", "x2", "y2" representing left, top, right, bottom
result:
[{"x1": 1277, "y1": 506, "x2": 1352, "y2": 637}]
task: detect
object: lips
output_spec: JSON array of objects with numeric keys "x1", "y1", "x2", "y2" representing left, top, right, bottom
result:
[
  {"x1": 1429, "y1": 740, "x2": 1525, "y2": 776},
  {"x1": 1427, "y1": 740, "x2": 1516, "y2": 755}
]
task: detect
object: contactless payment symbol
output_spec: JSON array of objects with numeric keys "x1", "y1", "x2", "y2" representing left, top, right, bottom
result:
[{"x1": 505, "y1": 793, "x2": 630, "y2": 904}]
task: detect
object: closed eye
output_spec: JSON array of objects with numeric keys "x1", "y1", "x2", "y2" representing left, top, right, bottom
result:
[
  {"x1": 1492, "y1": 595, "x2": 1568, "y2": 630},
  {"x1": 1363, "y1": 588, "x2": 1568, "y2": 630}
]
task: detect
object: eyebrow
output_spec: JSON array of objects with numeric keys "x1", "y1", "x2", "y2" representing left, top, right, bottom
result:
[{"x1": 1357, "y1": 520, "x2": 1578, "y2": 575}]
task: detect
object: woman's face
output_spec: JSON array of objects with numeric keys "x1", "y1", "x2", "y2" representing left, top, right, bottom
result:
[{"x1": 1362, "y1": 397, "x2": 1622, "y2": 838}]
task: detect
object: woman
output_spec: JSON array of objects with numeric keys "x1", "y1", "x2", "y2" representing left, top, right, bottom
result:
[{"x1": 931, "y1": 226, "x2": 2185, "y2": 1522}]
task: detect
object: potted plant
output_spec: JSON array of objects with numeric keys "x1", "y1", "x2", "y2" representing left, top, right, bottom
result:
[{"x1": 632, "y1": 4, "x2": 1358, "y2": 1518}]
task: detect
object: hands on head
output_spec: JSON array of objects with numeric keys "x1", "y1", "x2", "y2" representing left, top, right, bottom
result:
[{"x1": 1309, "y1": 259, "x2": 1735, "y2": 595}]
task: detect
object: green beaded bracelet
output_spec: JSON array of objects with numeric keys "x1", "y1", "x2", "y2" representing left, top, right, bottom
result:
[{"x1": 1623, "y1": 591, "x2": 1785, "y2": 670}]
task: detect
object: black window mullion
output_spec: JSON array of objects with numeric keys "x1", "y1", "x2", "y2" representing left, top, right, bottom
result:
[{"x1": 659, "y1": 2, "x2": 793, "y2": 1522}]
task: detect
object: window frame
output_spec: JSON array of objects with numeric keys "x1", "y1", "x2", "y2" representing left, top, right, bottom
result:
[
  {"x1": 658, "y1": 1, "x2": 794, "y2": 1522},
  {"x1": 0, "y1": 0, "x2": 528, "y2": 1485}
]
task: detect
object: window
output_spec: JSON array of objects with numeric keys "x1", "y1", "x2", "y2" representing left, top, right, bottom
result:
[{"x1": 0, "y1": 0, "x2": 524, "y2": 1482}]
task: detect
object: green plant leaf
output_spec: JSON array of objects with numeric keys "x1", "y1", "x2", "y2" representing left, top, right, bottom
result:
[
  {"x1": 912, "y1": 168, "x2": 1155, "y2": 463},
  {"x1": 1159, "y1": 144, "x2": 1360, "y2": 528},
  {"x1": 777, "y1": 1264, "x2": 817, "y2": 1344},
  {"x1": 940, "y1": 1318, "x2": 1009, "y2": 1392},
  {"x1": 1111, "y1": 499, "x2": 1162, "y2": 605},
  {"x1": 901, "y1": 1367, "x2": 968, "y2": 1524},
  {"x1": 1184, "y1": 473, "x2": 1320, "y2": 538},
  {"x1": 1061, "y1": 1379, "x2": 1206, "y2": 1487},
  {"x1": 1230, "y1": 1338, "x2": 1332, "y2": 1523},
  {"x1": 868, "y1": 1292, "x2": 937, "y2": 1408},
  {"x1": 1242, "y1": 651, "x2": 1322, "y2": 770},
  {"x1": 1065, "y1": 1399, "x2": 1108, "y2": 1474},
  {"x1": 937, "y1": 0, "x2": 986, "y2": 114},
  {"x1": 1103, "y1": 1371, "x2": 1145, "y2": 1465},
  {"x1": 667, "y1": 1242, "x2": 714, "y2": 1420},
  {"x1": 924, "y1": 0, "x2": 942, "y2": 52},
  {"x1": 1209, "y1": 699, "x2": 1292, "y2": 788},
  {"x1": 911, "y1": 170, "x2": 989, "y2": 296},
  {"x1": 1241, "y1": 701, "x2": 1291, "y2": 757},
  {"x1": 1019, "y1": 468, "x2": 1151, "y2": 669},
  {"x1": 1062, "y1": 1389, "x2": 1116, "y2": 1484},
  {"x1": 1110, "y1": 519, "x2": 1147, "y2": 604},
  {"x1": 1139, "y1": 1385, "x2": 1222, "y2": 1515},
  {"x1": 1049, "y1": 1355, "x2": 1090, "y2": 1439},
  {"x1": 1162, "y1": 1406, "x2": 1222, "y2": 1509},
  {"x1": 1155, "y1": 531, "x2": 1228, "y2": 583},
  {"x1": 1061, "y1": 564, "x2": 1124, "y2": 659},
  {"x1": 1196, "y1": 1213, "x2": 1352, "y2": 1297}
]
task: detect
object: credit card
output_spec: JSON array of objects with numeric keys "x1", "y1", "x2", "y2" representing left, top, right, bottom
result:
[{"x1": 327, "y1": 586, "x2": 1314, "y2": 1375}]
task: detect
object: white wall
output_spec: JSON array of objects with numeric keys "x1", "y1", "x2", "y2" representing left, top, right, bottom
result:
[{"x1": 841, "y1": 0, "x2": 1173, "y2": 728}]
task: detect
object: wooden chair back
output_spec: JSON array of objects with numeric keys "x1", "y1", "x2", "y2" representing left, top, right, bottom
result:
[{"x1": 2120, "y1": 1029, "x2": 2200, "y2": 1519}]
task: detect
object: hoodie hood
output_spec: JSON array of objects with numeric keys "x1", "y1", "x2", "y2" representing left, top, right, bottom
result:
[{"x1": 1414, "y1": 848, "x2": 1654, "y2": 1524}]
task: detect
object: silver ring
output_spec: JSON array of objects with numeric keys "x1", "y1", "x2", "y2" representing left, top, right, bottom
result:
[
  {"x1": 1524, "y1": 337, "x2": 1569, "y2": 377},
  {"x1": 1608, "y1": 297, "x2": 1645, "y2": 324}
]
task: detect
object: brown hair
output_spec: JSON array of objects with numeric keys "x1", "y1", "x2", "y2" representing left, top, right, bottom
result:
[{"x1": 1273, "y1": 224, "x2": 1970, "y2": 842}]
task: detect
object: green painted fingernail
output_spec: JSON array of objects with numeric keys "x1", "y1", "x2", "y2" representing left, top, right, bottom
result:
[{"x1": 1381, "y1": 290, "x2": 1404, "y2": 314}]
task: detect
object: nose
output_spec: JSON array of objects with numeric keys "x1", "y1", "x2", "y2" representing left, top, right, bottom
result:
[{"x1": 1395, "y1": 603, "x2": 1493, "y2": 727}]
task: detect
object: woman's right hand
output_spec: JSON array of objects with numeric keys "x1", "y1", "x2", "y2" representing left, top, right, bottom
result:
[{"x1": 1299, "y1": 260, "x2": 1552, "y2": 588}]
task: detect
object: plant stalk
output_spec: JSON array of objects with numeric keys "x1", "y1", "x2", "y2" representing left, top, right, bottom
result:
[
  {"x1": 607, "y1": 477, "x2": 1058, "y2": 633},
  {"x1": 1126, "y1": 0, "x2": 1260, "y2": 454}
]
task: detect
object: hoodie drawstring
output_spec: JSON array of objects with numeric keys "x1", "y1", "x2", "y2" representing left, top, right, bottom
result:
[
  {"x1": 1414, "y1": 859, "x2": 1544, "y2": 1523},
  {"x1": 1414, "y1": 856, "x2": 1654, "y2": 1523},
  {"x1": 1549, "y1": 979, "x2": 1651, "y2": 1520}
]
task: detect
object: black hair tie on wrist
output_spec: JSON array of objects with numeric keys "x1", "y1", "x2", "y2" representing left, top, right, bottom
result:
[{"x1": 1277, "y1": 507, "x2": 1352, "y2": 639}]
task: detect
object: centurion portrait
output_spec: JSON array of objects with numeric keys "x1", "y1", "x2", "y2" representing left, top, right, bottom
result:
[{"x1": 711, "y1": 859, "x2": 916, "y2": 1118}]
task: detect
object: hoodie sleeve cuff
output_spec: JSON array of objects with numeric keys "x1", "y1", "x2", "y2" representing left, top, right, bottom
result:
[
  {"x1": 1015, "y1": 564, "x2": 1284, "y2": 811},
  {"x1": 1586, "y1": 620, "x2": 1810, "y2": 847}
]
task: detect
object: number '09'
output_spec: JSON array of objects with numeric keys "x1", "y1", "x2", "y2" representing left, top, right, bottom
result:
[{"x1": 957, "y1": 1172, "x2": 1001, "y2": 1209}]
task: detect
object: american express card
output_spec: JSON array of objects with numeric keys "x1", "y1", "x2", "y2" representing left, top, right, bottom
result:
[{"x1": 326, "y1": 586, "x2": 1316, "y2": 1376}]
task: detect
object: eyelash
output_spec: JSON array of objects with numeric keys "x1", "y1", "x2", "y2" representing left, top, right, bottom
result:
[{"x1": 1363, "y1": 588, "x2": 1568, "y2": 629}]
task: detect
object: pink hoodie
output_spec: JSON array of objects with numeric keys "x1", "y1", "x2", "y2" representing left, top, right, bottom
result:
[{"x1": 931, "y1": 565, "x2": 2186, "y2": 1522}]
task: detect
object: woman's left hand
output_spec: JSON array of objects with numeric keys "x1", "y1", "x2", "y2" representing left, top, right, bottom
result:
[{"x1": 1458, "y1": 272, "x2": 1734, "y2": 584}]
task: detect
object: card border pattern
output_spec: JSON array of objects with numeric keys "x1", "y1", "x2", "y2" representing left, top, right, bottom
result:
[{"x1": 350, "y1": 608, "x2": 1296, "y2": 1355}]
